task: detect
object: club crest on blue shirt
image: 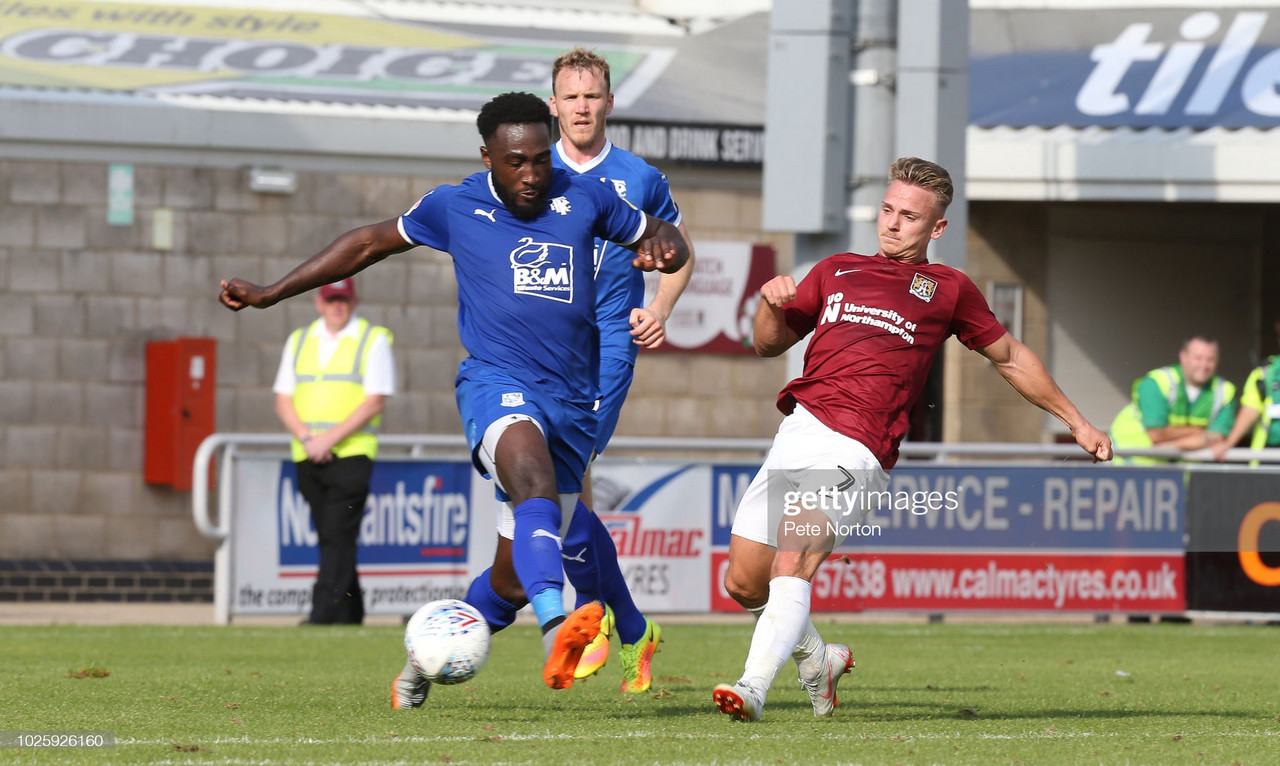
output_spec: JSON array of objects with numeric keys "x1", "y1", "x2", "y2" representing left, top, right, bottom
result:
[
  {"x1": 510, "y1": 237, "x2": 574, "y2": 303},
  {"x1": 909, "y1": 273, "x2": 938, "y2": 303}
]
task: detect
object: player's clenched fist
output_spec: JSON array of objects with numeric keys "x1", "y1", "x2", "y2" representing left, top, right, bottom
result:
[
  {"x1": 219, "y1": 278, "x2": 274, "y2": 311},
  {"x1": 759, "y1": 275, "x2": 797, "y2": 307}
]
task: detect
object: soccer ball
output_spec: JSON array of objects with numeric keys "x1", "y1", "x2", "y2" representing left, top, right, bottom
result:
[{"x1": 404, "y1": 599, "x2": 491, "y2": 685}]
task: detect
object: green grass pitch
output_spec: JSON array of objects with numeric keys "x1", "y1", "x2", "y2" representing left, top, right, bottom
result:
[{"x1": 3, "y1": 620, "x2": 1278, "y2": 764}]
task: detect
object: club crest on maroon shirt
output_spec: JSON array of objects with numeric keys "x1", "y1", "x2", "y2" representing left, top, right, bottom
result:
[{"x1": 909, "y1": 273, "x2": 938, "y2": 303}]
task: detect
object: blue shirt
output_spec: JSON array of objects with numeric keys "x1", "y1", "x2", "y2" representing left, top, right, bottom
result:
[
  {"x1": 552, "y1": 140, "x2": 682, "y2": 364},
  {"x1": 397, "y1": 168, "x2": 646, "y2": 400}
]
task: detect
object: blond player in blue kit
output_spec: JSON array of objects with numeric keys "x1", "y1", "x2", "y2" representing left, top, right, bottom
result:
[{"x1": 461, "y1": 47, "x2": 697, "y2": 694}]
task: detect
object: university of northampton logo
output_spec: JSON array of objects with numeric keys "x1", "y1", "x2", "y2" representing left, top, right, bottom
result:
[
  {"x1": 510, "y1": 237, "x2": 574, "y2": 303},
  {"x1": 909, "y1": 273, "x2": 938, "y2": 302}
]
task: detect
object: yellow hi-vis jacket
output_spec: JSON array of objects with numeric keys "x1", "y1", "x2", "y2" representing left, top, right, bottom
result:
[
  {"x1": 288, "y1": 317, "x2": 392, "y2": 462},
  {"x1": 1109, "y1": 365, "x2": 1234, "y2": 464},
  {"x1": 1241, "y1": 356, "x2": 1280, "y2": 449}
]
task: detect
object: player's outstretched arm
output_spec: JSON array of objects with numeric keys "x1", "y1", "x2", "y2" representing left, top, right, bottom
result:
[
  {"x1": 753, "y1": 275, "x2": 803, "y2": 357},
  {"x1": 628, "y1": 217, "x2": 688, "y2": 275},
  {"x1": 632, "y1": 222, "x2": 697, "y2": 348},
  {"x1": 978, "y1": 333, "x2": 1113, "y2": 462},
  {"x1": 219, "y1": 219, "x2": 412, "y2": 311}
]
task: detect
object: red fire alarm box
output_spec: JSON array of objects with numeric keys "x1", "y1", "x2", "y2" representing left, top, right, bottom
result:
[{"x1": 144, "y1": 337, "x2": 217, "y2": 491}]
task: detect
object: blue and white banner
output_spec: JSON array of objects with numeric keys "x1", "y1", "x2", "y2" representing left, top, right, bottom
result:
[
  {"x1": 850, "y1": 467, "x2": 1184, "y2": 551},
  {"x1": 231, "y1": 458, "x2": 499, "y2": 616},
  {"x1": 228, "y1": 456, "x2": 1186, "y2": 615}
]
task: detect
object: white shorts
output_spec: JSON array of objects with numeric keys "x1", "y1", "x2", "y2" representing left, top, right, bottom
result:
[{"x1": 730, "y1": 404, "x2": 890, "y2": 548}]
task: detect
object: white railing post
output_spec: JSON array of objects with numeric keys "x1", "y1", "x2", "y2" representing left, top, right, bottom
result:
[{"x1": 213, "y1": 445, "x2": 235, "y2": 625}]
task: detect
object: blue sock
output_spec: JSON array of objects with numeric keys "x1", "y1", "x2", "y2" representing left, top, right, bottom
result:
[
  {"x1": 511, "y1": 497, "x2": 566, "y2": 627},
  {"x1": 588, "y1": 508, "x2": 648, "y2": 644},
  {"x1": 563, "y1": 502, "x2": 602, "y2": 608},
  {"x1": 463, "y1": 568, "x2": 520, "y2": 633}
]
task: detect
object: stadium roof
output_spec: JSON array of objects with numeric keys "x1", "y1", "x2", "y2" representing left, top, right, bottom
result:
[
  {"x1": 1, "y1": 0, "x2": 1277, "y2": 197},
  {"x1": 968, "y1": 1, "x2": 1280, "y2": 200}
]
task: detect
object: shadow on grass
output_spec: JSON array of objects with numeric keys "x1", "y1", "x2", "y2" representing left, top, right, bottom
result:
[
  {"x1": 855, "y1": 685, "x2": 997, "y2": 693},
  {"x1": 851, "y1": 707, "x2": 1264, "y2": 723}
]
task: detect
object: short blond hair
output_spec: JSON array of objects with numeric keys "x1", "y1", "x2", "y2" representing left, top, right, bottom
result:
[
  {"x1": 551, "y1": 46, "x2": 610, "y2": 93},
  {"x1": 889, "y1": 157, "x2": 953, "y2": 213}
]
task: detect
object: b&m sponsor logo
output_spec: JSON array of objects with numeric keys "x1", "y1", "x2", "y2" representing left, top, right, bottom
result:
[
  {"x1": 510, "y1": 237, "x2": 574, "y2": 303},
  {"x1": 278, "y1": 462, "x2": 471, "y2": 567}
]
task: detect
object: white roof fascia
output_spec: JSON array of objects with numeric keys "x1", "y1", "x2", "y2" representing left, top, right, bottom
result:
[
  {"x1": 0, "y1": 89, "x2": 481, "y2": 166},
  {"x1": 967, "y1": 125, "x2": 1280, "y2": 202}
]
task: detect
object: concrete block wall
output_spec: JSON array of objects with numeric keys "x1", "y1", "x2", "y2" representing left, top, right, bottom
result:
[
  {"x1": 0, "y1": 158, "x2": 785, "y2": 562},
  {"x1": 943, "y1": 202, "x2": 1052, "y2": 444},
  {"x1": 624, "y1": 181, "x2": 792, "y2": 442}
]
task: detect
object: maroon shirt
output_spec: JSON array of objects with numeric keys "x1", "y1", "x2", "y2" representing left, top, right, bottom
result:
[{"x1": 778, "y1": 252, "x2": 1006, "y2": 469}]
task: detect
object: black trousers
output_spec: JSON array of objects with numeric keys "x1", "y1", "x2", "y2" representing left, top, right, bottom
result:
[{"x1": 295, "y1": 455, "x2": 373, "y2": 624}]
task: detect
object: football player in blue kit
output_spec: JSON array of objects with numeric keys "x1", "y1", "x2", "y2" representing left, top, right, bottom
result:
[
  {"x1": 217, "y1": 91, "x2": 689, "y2": 704},
  {"x1": 551, "y1": 46, "x2": 697, "y2": 690},
  {"x1": 462, "y1": 47, "x2": 697, "y2": 694}
]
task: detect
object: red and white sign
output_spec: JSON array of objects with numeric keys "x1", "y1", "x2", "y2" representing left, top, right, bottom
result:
[{"x1": 642, "y1": 242, "x2": 775, "y2": 354}]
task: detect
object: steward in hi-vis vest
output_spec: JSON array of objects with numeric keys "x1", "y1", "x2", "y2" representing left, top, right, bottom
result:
[
  {"x1": 1241, "y1": 356, "x2": 1280, "y2": 449},
  {"x1": 272, "y1": 278, "x2": 394, "y2": 625},
  {"x1": 287, "y1": 316, "x2": 391, "y2": 461},
  {"x1": 1212, "y1": 355, "x2": 1280, "y2": 464},
  {"x1": 1108, "y1": 337, "x2": 1236, "y2": 464}
]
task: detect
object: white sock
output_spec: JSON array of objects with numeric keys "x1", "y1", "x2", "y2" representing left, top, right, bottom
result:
[
  {"x1": 756, "y1": 599, "x2": 823, "y2": 670},
  {"x1": 792, "y1": 620, "x2": 825, "y2": 673},
  {"x1": 741, "y1": 576, "x2": 811, "y2": 693}
]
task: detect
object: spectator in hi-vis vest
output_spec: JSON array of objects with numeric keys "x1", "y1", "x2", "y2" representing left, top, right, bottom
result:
[
  {"x1": 1211, "y1": 351, "x2": 1280, "y2": 461},
  {"x1": 1109, "y1": 336, "x2": 1235, "y2": 465},
  {"x1": 272, "y1": 278, "x2": 395, "y2": 625}
]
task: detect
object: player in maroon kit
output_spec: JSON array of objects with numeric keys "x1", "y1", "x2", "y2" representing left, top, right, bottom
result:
[{"x1": 712, "y1": 157, "x2": 1112, "y2": 722}]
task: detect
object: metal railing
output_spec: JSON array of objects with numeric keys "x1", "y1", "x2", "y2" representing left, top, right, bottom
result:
[
  {"x1": 192, "y1": 432, "x2": 1280, "y2": 541},
  {"x1": 190, "y1": 433, "x2": 1280, "y2": 623}
]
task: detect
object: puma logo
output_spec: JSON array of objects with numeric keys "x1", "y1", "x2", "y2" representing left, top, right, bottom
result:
[
  {"x1": 532, "y1": 528, "x2": 562, "y2": 547},
  {"x1": 561, "y1": 547, "x2": 588, "y2": 563},
  {"x1": 474, "y1": 208, "x2": 496, "y2": 222}
]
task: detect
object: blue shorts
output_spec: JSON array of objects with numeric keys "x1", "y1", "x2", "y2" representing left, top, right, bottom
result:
[
  {"x1": 455, "y1": 365, "x2": 597, "y2": 498},
  {"x1": 594, "y1": 356, "x2": 636, "y2": 454}
]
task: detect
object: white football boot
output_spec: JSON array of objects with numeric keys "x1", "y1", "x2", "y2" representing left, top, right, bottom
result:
[
  {"x1": 391, "y1": 658, "x2": 430, "y2": 709},
  {"x1": 713, "y1": 681, "x2": 765, "y2": 722},
  {"x1": 799, "y1": 643, "x2": 855, "y2": 717}
]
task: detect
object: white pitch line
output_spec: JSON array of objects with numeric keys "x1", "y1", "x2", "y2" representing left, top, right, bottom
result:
[{"x1": 117, "y1": 728, "x2": 1280, "y2": 747}]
